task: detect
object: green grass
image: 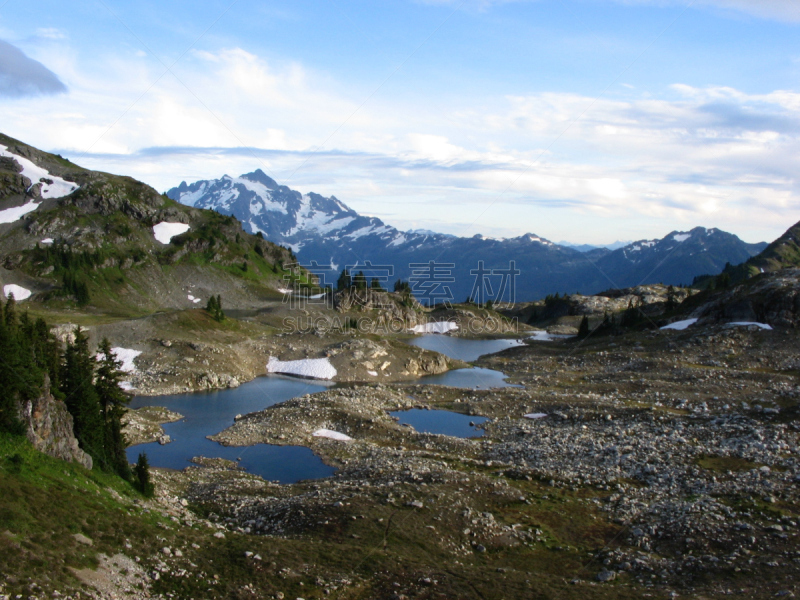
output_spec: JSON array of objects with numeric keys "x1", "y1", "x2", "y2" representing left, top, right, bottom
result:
[{"x1": 696, "y1": 454, "x2": 763, "y2": 472}]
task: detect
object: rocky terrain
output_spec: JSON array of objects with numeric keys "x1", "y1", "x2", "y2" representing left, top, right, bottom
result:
[{"x1": 95, "y1": 313, "x2": 796, "y2": 599}]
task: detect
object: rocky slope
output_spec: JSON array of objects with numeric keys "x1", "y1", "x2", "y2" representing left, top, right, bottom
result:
[
  {"x1": 0, "y1": 133, "x2": 302, "y2": 316},
  {"x1": 19, "y1": 374, "x2": 92, "y2": 469}
]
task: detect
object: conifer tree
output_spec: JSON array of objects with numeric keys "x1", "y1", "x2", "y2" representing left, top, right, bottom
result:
[
  {"x1": 134, "y1": 452, "x2": 154, "y2": 497},
  {"x1": 61, "y1": 327, "x2": 105, "y2": 466},
  {"x1": 353, "y1": 271, "x2": 367, "y2": 290},
  {"x1": 578, "y1": 315, "x2": 590, "y2": 338},
  {"x1": 337, "y1": 268, "x2": 351, "y2": 291},
  {"x1": 95, "y1": 339, "x2": 132, "y2": 479}
]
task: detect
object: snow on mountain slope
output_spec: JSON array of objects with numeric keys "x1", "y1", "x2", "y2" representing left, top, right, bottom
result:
[
  {"x1": 0, "y1": 144, "x2": 79, "y2": 199},
  {"x1": 168, "y1": 172, "x2": 767, "y2": 301}
]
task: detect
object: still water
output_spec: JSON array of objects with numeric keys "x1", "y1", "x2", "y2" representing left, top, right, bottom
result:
[
  {"x1": 405, "y1": 334, "x2": 524, "y2": 362},
  {"x1": 128, "y1": 335, "x2": 522, "y2": 480},
  {"x1": 126, "y1": 376, "x2": 334, "y2": 483},
  {"x1": 390, "y1": 408, "x2": 488, "y2": 438}
]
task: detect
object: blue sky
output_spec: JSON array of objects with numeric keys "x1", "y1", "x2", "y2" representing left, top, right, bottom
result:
[{"x1": 1, "y1": 0, "x2": 799, "y2": 244}]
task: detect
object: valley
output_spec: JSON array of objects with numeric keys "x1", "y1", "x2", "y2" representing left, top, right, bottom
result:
[{"x1": 0, "y1": 134, "x2": 798, "y2": 600}]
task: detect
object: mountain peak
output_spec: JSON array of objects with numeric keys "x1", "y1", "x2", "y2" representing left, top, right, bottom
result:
[{"x1": 241, "y1": 169, "x2": 278, "y2": 190}]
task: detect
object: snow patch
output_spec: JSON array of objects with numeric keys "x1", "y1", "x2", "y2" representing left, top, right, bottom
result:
[
  {"x1": 277, "y1": 287, "x2": 293, "y2": 294},
  {"x1": 523, "y1": 413, "x2": 548, "y2": 420},
  {"x1": 367, "y1": 370, "x2": 378, "y2": 377},
  {"x1": 97, "y1": 347, "x2": 142, "y2": 373},
  {"x1": 187, "y1": 294, "x2": 201, "y2": 304},
  {"x1": 120, "y1": 381, "x2": 134, "y2": 391},
  {"x1": 3, "y1": 284, "x2": 32, "y2": 300},
  {"x1": 267, "y1": 356, "x2": 337, "y2": 380},
  {"x1": 672, "y1": 233, "x2": 690, "y2": 242},
  {"x1": 41, "y1": 238, "x2": 54, "y2": 244},
  {"x1": 0, "y1": 201, "x2": 40, "y2": 223},
  {"x1": 410, "y1": 321, "x2": 458, "y2": 334},
  {"x1": 528, "y1": 331, "x2": 571, "y2": 342},
  {"x1": 660, "y1": 318, "x2": 698, "y2": 331},
  {"x1": 726, "y1": 321, "x2": 773, "y2": 330},
  {"x1": 0, "y1": 144, "x2": 79, "y2": 199},
  {"x1": 312, "y1": 429, "x2": 352, "y2": 441},
  {"x1": 153, "y1": 222, "x2": 190, "y2": 244}
]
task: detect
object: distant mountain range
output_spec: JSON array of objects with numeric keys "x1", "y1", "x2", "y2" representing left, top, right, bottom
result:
[
  {"x1": 558, "y1": 240, "x2": 631, "y2": 252},
  {"x1": 169, "y1": 169, "x2": 768, "y2": 302}
]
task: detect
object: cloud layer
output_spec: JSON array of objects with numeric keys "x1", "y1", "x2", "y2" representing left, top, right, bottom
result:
[
  {"x1": 0, "y1": 40, "x2": 67, "y2": 98},
  {"x1": 4, "y1": 43, "x2": 798, "y2": 244}
]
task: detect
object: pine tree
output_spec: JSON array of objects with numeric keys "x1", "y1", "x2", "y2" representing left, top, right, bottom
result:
[
  {"x1": 134, "y1": 452, "x2": 154, "y2": 497},
  {"x1": 95, "y1": 338, "x2": 132, "y2": 479},
  {"x1": 61, "y1": 327, "x2": 106, "y2": 467},
  {"x1": 578, "y1": 315, "x2": 590, "y2": 338},
  {"x1": 337, "y1": 269, "x2": 351, "y2": 291},
  {"x1": 353, "y1": 271, "x2": 367, "y2": 290},
  {"x1": 205, "y1": 295, "x2": 224, "y2": 322}
]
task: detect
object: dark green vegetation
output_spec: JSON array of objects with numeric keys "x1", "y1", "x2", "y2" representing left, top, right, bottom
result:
[
  {"x1": 205, "y1": 294, "x2": 225, "y2": 322},
  {"x1": 0, "y1": 292, "x2": 132, "y2": 478},
  {"x1": 61, "y1": 330, "x2": 131, "y2": 477},
  {"x1": 0, "y1": 295, "x2": 59, "y2": 434}
]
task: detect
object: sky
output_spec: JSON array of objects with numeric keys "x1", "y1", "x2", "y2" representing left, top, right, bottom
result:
[{"x1": 1, "y1": 0, "x2": 799, "y2": 245}]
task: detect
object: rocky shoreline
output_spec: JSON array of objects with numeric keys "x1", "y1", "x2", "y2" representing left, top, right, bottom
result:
[{"x1": 141, "y1": 318, "x2": 800, "y2": 598}]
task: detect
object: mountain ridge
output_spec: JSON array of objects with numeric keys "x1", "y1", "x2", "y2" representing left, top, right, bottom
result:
[{"x1": 168, "y1": 171, "x2": 768, "y2": 301}]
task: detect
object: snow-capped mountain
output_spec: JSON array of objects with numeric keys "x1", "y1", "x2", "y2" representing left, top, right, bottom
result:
[
  {"x1": 169, "y1": 169, "x2": 424, "y2": 255},
  {"x1": 168, "y1": 171, "x2": 766, "y2": 301}
]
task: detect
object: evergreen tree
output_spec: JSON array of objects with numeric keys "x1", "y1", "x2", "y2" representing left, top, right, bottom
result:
[
  {"x1": 578, "y1": 315, "x2": 590, "y2": 338},
  {"x1": 337, "y1": 269, "x2": 351, "y2": 291},
  {"x1": 134, "y1": 453, "x2": 154, "y2": 497},
  {"x1": 370, "y1": 278, "x2": 384, "y2": 291},
  {"x1": 95, "y1": 339, "x2": 132, "y2": 479},
  {"x1": 205, "y1": 295, "x2": 224, "y2": 322},
  {"x1": 61, "y1": 328, "x2": 106, "y2": 466},
  {"x1": 353, "y1": 271, "x2": 367, "y2": 290}
]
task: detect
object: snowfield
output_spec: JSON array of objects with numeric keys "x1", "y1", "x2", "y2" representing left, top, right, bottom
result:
[
  {"x1": 524, "y1": 413, "x2": 548, "y2": 420},
  {"x1": 726, "y1": 322, "x2": 773, "y2": 330},
  {"x1": 152, "y1": 222, "x2": 190, "y2": 244},
  {"x1": 0, "y1": 201, "x2": 42, "y2": 224},
  {"x1": 312, "y1": 429, "x2": 352, "y2": 441},
  {"x1": 267, "y1": 356, "x2": 337, "y2": 380},
  {"x1": 529, "y1": 331, "x2": 572, "y2": 342},
  {"x1": 410, "y1": 321, "x2": 458, "y2": 334},
  {"x1": 661, "y1": 318, "x2": 698, "y2": 331},
  {"x1": 97, "y1": 347, "x2": 142, "y2": 373},
  {"x1": 0, "y1": 144, "x2": 79, "y2": 199},
  {"x1": 3, "y1": 284, "x2": 32, "y2": 300},
  {"x1": 41, "y1": 238, "x2": 54, "y2": 244}
]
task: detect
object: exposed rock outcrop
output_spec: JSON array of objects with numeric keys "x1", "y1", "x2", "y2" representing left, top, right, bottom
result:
[
  {"x1": 696, "y1": 268, "x2": 800, "y2": 328},
  {"x1": 20, "y1": 375, "x2": 93, "y2": 469}
]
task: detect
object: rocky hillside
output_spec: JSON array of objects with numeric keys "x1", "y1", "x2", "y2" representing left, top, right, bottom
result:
[
  {"x1": 168, "y1": 170, "x2": 766, "y2": 301},
  {"x1": 0, "y1": 133, "x2": 309, "y2": 316}
]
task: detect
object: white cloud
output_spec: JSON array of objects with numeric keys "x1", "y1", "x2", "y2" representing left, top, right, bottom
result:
[
  {"x1": 420, "y1": 0, "x2": 800, "y2": 21},
  {"x1": 2, "y1": 41, "x2": 798, "y2": 245}
]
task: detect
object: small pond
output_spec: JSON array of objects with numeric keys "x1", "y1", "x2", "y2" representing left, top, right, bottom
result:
[
  {"x1": 417, "y1": 367, "x2": 521, "y2": 389},
  {"x1": 390, "y1": 408, "x2": 488, "y2": 438},
  {"x1": 126, "y1": 375, "x2": 335, "y2": 483},
  {"x1": 405, "y1": 334, "x2": 525, "y2": 362}
]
